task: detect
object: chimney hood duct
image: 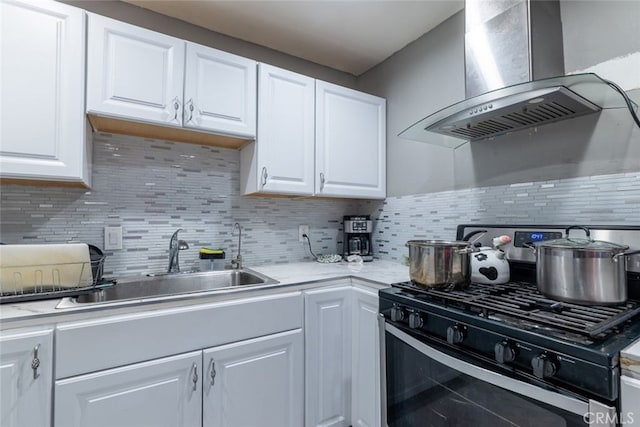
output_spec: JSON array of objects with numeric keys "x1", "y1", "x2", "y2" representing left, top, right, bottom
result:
[{"x1": 399, "y1": 0, "x2": 635, "y2": 149}]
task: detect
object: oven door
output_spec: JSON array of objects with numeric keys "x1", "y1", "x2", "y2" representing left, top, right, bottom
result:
[{"x1": 379, "y1": 317, "x2": 618, "y2": 427}]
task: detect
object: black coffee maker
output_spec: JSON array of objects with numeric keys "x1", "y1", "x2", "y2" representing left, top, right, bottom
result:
[{"x1": 343, "y1": 215, "x2": 373, "y2": 261}]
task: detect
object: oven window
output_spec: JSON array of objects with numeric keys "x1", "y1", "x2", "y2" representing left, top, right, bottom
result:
[{"x1": 385, "y1": 333, "x2": 588, "y2": 427}]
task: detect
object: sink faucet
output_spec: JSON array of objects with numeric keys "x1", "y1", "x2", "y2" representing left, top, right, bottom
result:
[
  {"x1": 231, "y1": 222, "x2": 242, "y2": 269},
  {"x1": 168, "y1": 228, "x2": 189, "y2": 273}
]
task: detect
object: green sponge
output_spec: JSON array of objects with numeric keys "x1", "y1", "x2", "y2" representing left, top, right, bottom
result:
[{"x1": 199, "y1": 248, "x2": 225, "y2": 259}]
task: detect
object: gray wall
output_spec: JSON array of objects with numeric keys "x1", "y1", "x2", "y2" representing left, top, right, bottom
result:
[
  {"x1": 65, "y1": 0, "x2": 357, "y2": 88},
  {"x1": 358, "y1": 1, "x2": 640, "y2": 196}
]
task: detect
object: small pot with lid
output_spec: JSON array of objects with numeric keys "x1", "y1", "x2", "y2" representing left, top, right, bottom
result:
[{"x1": 526, "y1": 226, "x2": 640, "y2": 305}]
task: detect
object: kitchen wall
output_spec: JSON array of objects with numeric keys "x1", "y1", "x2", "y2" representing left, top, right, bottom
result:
[
  {"x1": 0, "y1": 133, "x2": 362, "y2": 277},
  {"x1": 358, "y1": 1, "x2": 640, "y2": 197}
]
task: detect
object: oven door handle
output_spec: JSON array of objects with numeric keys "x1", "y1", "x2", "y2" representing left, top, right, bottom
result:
[{"x1": 384, "y1": 322, "x2": 616, "y2": 424}]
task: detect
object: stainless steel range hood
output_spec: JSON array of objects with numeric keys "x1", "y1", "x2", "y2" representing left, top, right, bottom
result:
[{"x1": 399, "y1": 0, "x2": 635, "y2": 149}]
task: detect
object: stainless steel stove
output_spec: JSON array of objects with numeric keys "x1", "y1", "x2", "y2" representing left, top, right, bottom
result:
[{"x1": 379, "y1": 224, "x2": 640, "y2": 427}]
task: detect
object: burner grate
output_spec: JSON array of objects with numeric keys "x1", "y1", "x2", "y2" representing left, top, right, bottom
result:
[{"x1": 392, "y1": 281, "x2": 640, "y2": 337}]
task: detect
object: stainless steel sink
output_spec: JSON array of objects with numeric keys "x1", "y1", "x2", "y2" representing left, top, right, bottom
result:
[{"x1": 68, "y1": 269, "x2": 279, "y2": 305}]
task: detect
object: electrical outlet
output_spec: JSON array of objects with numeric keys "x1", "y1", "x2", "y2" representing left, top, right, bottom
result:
[{"x1": 298, "y1": 225, "x2": 309, "y2": 242}]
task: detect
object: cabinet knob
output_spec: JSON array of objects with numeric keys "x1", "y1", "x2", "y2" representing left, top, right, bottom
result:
[
  {"x1": 185, "y1": 98, "x2": 194, "y2": 123},
  {"x1": 170, "y1": 96, "x2": 181, "y2": 123},
  {"x1": 319, "y1": 173, "x2": 325, "y2": 191},
  {"x1": 261, "y1": 167, "x2": 268, "y2": 187},
  {"x1": 32, "y1": 344, "x2": 41, "y2": 380},
  {"x1": 209, "y1": 358, "x2": 217, "y2": 386},
  {"x1": 192, "y1": 362, "x2": 198, "y2": 391}
]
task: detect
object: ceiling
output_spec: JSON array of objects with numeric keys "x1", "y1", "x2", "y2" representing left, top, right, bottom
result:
[{"x1": 122, "y1": 0, "x2": 464, "y2": 76}]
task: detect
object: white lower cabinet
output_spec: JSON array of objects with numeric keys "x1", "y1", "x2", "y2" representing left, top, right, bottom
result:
[
  {"x1": 0, "y1": 327, "x2": 53, "y2": 427},
  {"x1": 351, "y1": 286, "x2": 381, "y2": 427},
  {"x1": 55, "y1": 351, "x2": 202, "y2": 427},
  {"x1": 305, "y1": 286, "x2": 353, "y2": 427},
  {"x1": 203, "y1": 329, "x2": 304, "y2": 427},
  {"x1": 621, "y1": 375, "x2": 640, "y2": 425},
  {"x1": 304, "y1": 284, "x2": 382, "y2": 427}
]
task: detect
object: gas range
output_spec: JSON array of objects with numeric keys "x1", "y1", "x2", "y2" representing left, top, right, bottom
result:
[{"x1": 380, "y1": 224, "x2": 640, "y2": 407}]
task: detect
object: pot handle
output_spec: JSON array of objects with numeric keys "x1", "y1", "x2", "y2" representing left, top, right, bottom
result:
[
  {"x1": 456, "y1": 246, "x2": 479, "y2": 254},
  {"x1": 462, "y1": 229, "x2": 487, "y2": 243},
  {"x1": 522, "y1": 241, "x2": 537, "y2": 257},
  {"x1": 612, "y1": 249, "x2": 640, "y2": 262},
  {"x1": 565, "y1": 225, "x2": 591, "y2": 239}
]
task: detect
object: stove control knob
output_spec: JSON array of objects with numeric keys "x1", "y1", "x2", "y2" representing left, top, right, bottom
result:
[
  {"x1": 531, "y1": 354, "x2": 558, "y2": 379},
  {"x1": 390, "y1": 306, "x2": 406, "y2": 322},
  {"x1": 446, "y1": 325, "x2": 465, "y2": 345},
  {"x1": 494, "y1": 341, "x2": 517, "y2": 364},
  {"x1": 408, "y1": 312, "x2": 424, "y2": 329}
]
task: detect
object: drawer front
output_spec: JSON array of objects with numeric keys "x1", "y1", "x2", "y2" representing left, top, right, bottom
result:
[{"x1": 56, "y1": 292, "x2": 302, "y2": 378}]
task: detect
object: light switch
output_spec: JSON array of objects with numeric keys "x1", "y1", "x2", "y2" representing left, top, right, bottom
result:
[{"x1": 104, "y1": 226, "x2": 123, "y2": 250}]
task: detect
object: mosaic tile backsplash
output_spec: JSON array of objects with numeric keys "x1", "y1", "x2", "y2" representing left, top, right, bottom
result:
[
  {"x1": 1, "y1": 130, "x2": 639, "y2": 276},
  {"x1": 362, "y1": 172, "x2": 640, "y2": 262},
  {"x1": 0, "y1": 133, "x2": 362, "y2": 277}
]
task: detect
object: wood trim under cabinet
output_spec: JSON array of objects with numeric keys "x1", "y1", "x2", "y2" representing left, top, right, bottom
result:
[
  {"x1": 0, "y1": 178, "x2": 88, "y2": 188},
  {"x1": 87, "y1": 114, "x2": 253, "y2": 150}
]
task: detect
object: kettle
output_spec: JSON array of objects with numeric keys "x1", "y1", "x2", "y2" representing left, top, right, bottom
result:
[{"x1": 471, "y1": 235, "x2": 511, "y2": 285}]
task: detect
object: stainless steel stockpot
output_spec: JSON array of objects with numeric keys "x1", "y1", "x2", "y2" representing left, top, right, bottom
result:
[
  {"x1": 527, "y1": 226, "x2": 640, "y2": 305},
  {"x1": 406, "y1": 240, "x2": 475, "y2": 289}
]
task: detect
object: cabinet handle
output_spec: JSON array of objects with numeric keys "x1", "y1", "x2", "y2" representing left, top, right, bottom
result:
[
  {"x1": 185, "y1": 98, "x2": 194, "y2": 123},
  {"x1": 261, "y1": 167, "x2": 268, "y2": 187},
  {"x1": 171, "y1": 97, "x2": 181, "y2": 123},
  {"x1": 319, "y1": 172, "x2": 325, "y2": 191},
  {"x1": 191, "y1": 362, "x2": 198, "y2": 391},
  {"x1": 209, "y1": 358, "x2": 216, "y2": 386},
  {"x1": 32, "y1": 344, "x2": 41, "y2": 380}
]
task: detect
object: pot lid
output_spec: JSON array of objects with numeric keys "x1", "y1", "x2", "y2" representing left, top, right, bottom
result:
[{"x1": 538, "y1": 237, "x2": 629, "y2": 251}]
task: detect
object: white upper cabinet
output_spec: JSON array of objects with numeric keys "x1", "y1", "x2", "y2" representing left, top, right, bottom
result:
[
  {"x1": 86, "y1": 14, "x2": 258, "y2": 142},
  {"x1": 0, "y1": 0, "x2": 89, "y2": 186},
  {"x1": 0, "y1": 327, "x2": 54, "y2": 427},
  {"x1": 316, "y1": 81, "x2": 386, "y2": 199},
  {"x1": 184, "y1": 43, "x2": 256, "y2": 138},
  {"x1": 87, "y1": 13, "x2": 185, "y2": 127},
  {"x1": 241, "y1": 64, "x2": 315, "y2": 195}
]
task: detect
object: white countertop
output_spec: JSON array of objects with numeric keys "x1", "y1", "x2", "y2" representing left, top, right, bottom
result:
[
  {"x1": 622, "y1": 336, "x2": 640, "y2": 379},
  {"x1": 0, "y1": 260, "x2": 409, "y2": 329}
]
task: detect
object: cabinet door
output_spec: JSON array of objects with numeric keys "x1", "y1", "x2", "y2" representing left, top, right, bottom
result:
[
  {"x1": 203, "y1": 329, "x2": 304, "y2": 427},
  {"x1": 351, "y1": 287, "x2": 381, "y2": 427},
  {"x1": 0, "y1": 327, "x2": 53, "y2": 427},
  {"x1": 256, "y1": 63, "x2": 315, "y2": 195},
  {"x1": 305, "y1": 286, "x2": 352, "y2": 427},
  {"x1": 184, "y1": 43, "x2": 256, "y2": 138},
  {"x1": 621, "y1": 375, "x2": 640, "y2": 425},
  {"x1": 86, "y1": 13, "x2": 185, "y2": 126},
  {"x1": 55, "y1": 351, "x2": 202, "y2": 427},
  {"x1": 0, "y1": 0, "x2": 88, "y2": 185},
  {"x1": 316, "y1": 81, "x2": 386, "y2": 199}
]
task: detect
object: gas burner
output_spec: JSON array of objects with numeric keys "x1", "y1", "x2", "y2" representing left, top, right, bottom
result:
[{"x1": 392, "y1": 281, "x2": 640, "y2": 338}]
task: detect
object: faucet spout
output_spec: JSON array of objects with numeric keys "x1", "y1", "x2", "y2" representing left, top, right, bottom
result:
[
  {"x1": 168, "y1": 228, "x2": 189, "y2": 273},
  {"x1": 231, "y1": 222, "x2": 242, "y2": 269}
]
